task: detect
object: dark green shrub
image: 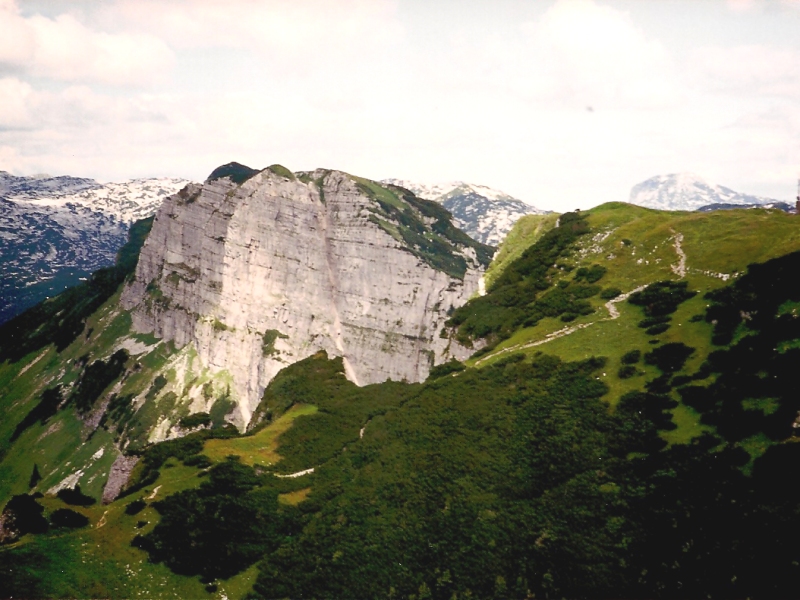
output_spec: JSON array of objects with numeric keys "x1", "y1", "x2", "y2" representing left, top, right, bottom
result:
[
  {"x1": 11, "y1": 386, "x2": 63, "y2": 442},
  {"x1": 2, "y1": 495, "x2": 48, "y2": 536},
  {"x1": 183, "y1": 454, "x2": 212, "y2": 468},
  {"x1": 50, "y1": 508, "x2": 89, "y2": 529},
  {"x1": 125, "y1": 500, "x2": 146, "y2": 515},
  {"x1": 638, "y1": 315, "x2": 671, "y2": 329},
  {"x1": 621, "y1": 350, "x2": 641, "y2": 364},
  {"x1": 68, "y1": 350, "x2": 129, "y2": 413},
  {"x1": 628, "y1": 281, "x2": 696, "y2": 317},
  {"x1": 646, "y1": 323, "x2": 670, "y2": 336},
  {"x1": 428, "y1": 359, "x2": 466, "y2": 380},
  {"x1": 618, "y1": 365, "x2": 637, "y2": 379},
  {"x1": 600, "y1": 287, "x2": 622, "y2": 300},
  {"x1": 56, "y1": 485, "x2": 96, "y2": 507},
  {"x1": 207, "y1": 162, "x2": 259, "y2": 184},
  {"x1": 574, "y1": 264, "x2": 607, "y2": 283},
  {"x1": 179, "y1": 413, "x2": 211, "y2": 429},
  {"x1": 644, "y1": 343, "x2": 695, "y2": 373},
  {"x1": 262, "y1": 329, "x2": 288, "y2": 356},
  {"x1": 132, "y1": 459, "x2": 283, "y2": 580},
  {"x1": 449, "y1": 212, "x2": 590, "y2": 341}
]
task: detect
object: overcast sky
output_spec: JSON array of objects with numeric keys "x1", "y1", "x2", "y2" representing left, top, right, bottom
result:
[{"x1": 1, "y1": 0, "x2": 799, "y2": 211}]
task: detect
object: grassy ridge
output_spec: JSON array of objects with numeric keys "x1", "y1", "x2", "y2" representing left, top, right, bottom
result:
[{"x1": 483, "y1": 212, "x2": 559, "y2": 288}]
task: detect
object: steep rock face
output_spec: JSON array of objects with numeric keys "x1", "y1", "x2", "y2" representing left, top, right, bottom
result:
[{"x1": 121, "y1": 167, "x2": 486, "y2": 425}]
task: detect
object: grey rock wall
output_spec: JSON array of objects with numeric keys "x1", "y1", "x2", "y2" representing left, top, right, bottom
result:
[{"x1": 121, "y1": 169, "x2": 483, "y2": 426}]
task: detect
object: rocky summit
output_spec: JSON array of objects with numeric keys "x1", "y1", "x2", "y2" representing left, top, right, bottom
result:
[{"x1": 121, "y1": 164, "x2": 492, "y2": 426}]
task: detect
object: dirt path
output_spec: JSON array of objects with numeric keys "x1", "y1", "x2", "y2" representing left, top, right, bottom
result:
[
  {"x1": 276, "y1": 467, "x2": 315, "y2": 479},
  {"x1": 670, "y1": 230, "x2": 687, "y2": 278},
  {"x1": 475, "y1": 284, "x2": 648, "y2": 366},
  {"x1": 95, "y1": 510, "x2": 109, "y2": 529},
  {"x1": 604, "y1": 284, "x2": 648, "y2": 319}
]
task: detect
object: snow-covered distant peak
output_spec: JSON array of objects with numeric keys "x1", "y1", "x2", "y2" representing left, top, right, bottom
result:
[
  {"x1": 381, "y1": 178, "x2": 549, "y2": 246},
  {"x1": 630, "y1": 173, "x2": 780, "y2": 211},
  {"x1": 381, "y1": 179, "x2": 463, "y2": 201},
  {"x1": 441, "y1": 182, "x2": 521, "y2": 203},
  {"x1": 0, "y1": 170, "x2": 99, "y2": 198},
  {"x1": 382, "y1": 179, "x2": 522, "y2": 204},
  {"x1": 5, "y1": 176, "x2": 191, "y2": 224}
]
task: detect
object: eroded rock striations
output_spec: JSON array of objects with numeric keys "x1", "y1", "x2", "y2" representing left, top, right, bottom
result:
[{"x1": 121, "y1": 165, "x2": 491, "y2": 426}]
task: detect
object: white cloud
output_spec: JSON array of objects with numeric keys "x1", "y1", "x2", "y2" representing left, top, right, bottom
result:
[
  {"x1": 0, "y1": 0, "x2": 175, "y2": 86},
  {"x1": 515, "y1": 0, "x2": 679, "y2": 109},
  {"x1": 0, "y1": 0, "x2": 798, "y2": 210},
  {"x1": 726, "y1": 0, "x2": 759, "y2": 13},
  {"x1": 0, "y1": 77, "x2": 34, "y2": 128},
  {"x1": 691, "y1": 44, "x2": 800, "y2": 97},
  {"x1": 108, "y1": 0, "x2": 401, "y2": 75}
]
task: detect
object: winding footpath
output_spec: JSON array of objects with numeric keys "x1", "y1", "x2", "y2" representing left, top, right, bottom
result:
[
  {"x1": 474, "y1": 228, "x2": 694, "y2": 365},
  {"x1": 475, "y1": 284, "x2": 648, "y2": 366},
  {"x1": 276, "y1": 467, "x2": 315, "y2": 479},
  {"x1": 670, "y1": 230, "x2": 687, "y2": 278}
]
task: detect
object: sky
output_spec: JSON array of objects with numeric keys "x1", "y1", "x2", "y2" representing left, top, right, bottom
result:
[{"x1": 1, "y1": 0, "x2": 799, "y2": 212}]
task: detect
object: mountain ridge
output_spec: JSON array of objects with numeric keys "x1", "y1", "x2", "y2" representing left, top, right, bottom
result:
[
  {"x1": 629, "y1": 172, "x2": 784, "y2": 211},
  {"x1": 382, "y1": 178, "x2": 549, "y2": 246},
  {"x1": 0, "y1": 174, "x2": 189, "y2": 324}
]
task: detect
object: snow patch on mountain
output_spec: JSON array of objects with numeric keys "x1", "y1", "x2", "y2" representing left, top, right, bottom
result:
[
  {"x1": 3, "y1": 173, "x2": 189, "y2": 224},
  {"x1": 382, "y1": 179, "x2": 548, "y2": 246},
  {"x1": 0, "y1": 171, "x2": 98, "y2": 198},
  {"x1": 629, "y1": 173, "x2": 781, "y2": 212},
  {"x1": 0, "y1": 172, "x2": 190, "y2": 324}
]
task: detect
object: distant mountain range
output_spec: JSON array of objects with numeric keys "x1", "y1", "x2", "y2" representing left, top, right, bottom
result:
[
  {"x1": 629, "y1": 173, "x2": 790, "y2": 212},
  {"x1": 0, "y1": 172, "x2": 188, "y2": 324},
  {"x1": 4, "y1": 169, "x2": 785, "y2": 326},
  {"x1": 0, "y1": 171, "x2": 546, "y2": 325},
  {"x1": 382, "y1": 179, "x2": 549, "y2": 246}
]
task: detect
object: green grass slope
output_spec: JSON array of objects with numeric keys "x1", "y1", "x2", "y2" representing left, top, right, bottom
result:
[
  {"x1": 3, "y1": 202, "x2": 800, "y2": 598},
  {"x1": 483, "y1": 212, "x2": 559, "y2": 288}
]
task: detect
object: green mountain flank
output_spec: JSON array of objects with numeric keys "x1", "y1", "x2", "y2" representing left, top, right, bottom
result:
[{"x1": 2, "y1": 198, "x2": 800, "y2": 598}]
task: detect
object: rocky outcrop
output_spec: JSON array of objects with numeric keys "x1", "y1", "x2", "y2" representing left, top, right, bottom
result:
[
  {"x1": 102, "y1": 454, "x2": 139, "y2": 503},
  {"x1": 121, "y1": 166, "x2": 488, "y2": 426}
]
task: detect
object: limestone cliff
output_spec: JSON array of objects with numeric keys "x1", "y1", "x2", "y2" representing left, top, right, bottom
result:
[{"x1": 121, "y1": 164, "x2": 492, "y2": 426}]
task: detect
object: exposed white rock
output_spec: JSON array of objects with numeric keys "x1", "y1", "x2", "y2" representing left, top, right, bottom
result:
[{"x1": 122, "y1": 169, "x2": 484, "y2": 426}]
